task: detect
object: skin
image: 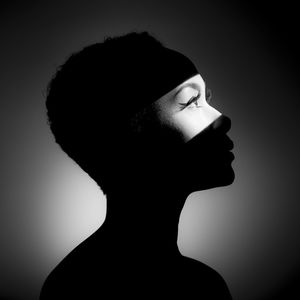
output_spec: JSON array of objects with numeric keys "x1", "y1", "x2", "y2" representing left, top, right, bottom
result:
[{"x1": 152, "y1": 74, "x2": 221, "y2": 142}]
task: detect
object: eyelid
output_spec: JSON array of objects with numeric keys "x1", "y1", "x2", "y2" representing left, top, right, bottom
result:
[
  {"x1": 178, "y1": 92, "x2": 201, "y2": 108},
  {"x1": 174, "y1": 86, "x2": 200, "y2": 100},
  {"x1": 176, "y1": 88, "x2": 200, "y2": 102},
  {"x1": 174, "y1": 81, "x2": 202, "y2": 98}
]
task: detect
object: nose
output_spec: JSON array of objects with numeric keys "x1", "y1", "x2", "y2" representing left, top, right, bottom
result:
[{"x1": 212, "y1": 114, "x2": 231, "y2": 134}]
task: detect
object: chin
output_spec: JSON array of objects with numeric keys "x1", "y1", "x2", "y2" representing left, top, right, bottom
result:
[
  {"x1": 209, "y1": 151, "x2": 236, "y2": 187},
  {"x1": 217, "y1": 166, "x2": 235, "y2": 186},
  {"x1": 188, "y1": 164, "x2": 235, "y2": 193}
]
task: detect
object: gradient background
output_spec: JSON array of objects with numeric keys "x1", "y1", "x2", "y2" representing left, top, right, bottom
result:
[{"x1": 1, "y1": 1, "x2": 300, "y2": 299}]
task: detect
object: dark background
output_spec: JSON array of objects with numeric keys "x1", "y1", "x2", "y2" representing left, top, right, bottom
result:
[{"x1": 0, "y1": 1, "x2": 299, "y2": 299}]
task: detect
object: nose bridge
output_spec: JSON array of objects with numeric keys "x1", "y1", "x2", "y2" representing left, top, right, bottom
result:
[{"x1": 208, "y1": 105, "x2": 222, "y2": 124}]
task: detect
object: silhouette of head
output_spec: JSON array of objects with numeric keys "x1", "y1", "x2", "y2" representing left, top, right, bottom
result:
[{"x1": 46, "y1": 31, "x2": 234, "y2": 197}]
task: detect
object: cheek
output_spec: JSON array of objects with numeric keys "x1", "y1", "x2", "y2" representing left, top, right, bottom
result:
[{"x1": 172, "y1": 105, "x2": 222, "y2": 142}]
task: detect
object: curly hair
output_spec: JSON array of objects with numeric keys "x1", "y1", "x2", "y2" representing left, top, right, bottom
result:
[{"x1": 46, "y1": 31, "x2": 166, "y2": 195}]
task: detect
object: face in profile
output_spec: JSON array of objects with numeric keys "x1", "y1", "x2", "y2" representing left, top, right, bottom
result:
[{"x1": 145, "y1": 73, "x2": 235, "y2": 192}]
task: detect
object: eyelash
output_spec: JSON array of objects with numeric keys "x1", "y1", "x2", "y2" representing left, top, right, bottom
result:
[
  {"x1": 179, "y1": 93, "x2": 201, "y2": 109},
  {"x1": 179, "y1": 89, "x2": 213, "y2": 110}
]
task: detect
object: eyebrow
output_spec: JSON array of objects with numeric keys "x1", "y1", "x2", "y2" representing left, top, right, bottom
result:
[{"x1": 173, "y1": 82, "x2": 204, "y2": 98}]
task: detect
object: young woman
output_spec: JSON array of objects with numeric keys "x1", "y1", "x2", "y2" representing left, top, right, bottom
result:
[{"x1": 40, "y1": 31, "x2": 235, "y2": 299}]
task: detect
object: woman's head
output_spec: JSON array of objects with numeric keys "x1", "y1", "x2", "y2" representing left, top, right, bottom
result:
[
  {"x1": 130, "y1": 73, "x2": 235, "y2": 195},
  {"x1": 46, "y1": 31, "x2": 234, "y2": 196}
]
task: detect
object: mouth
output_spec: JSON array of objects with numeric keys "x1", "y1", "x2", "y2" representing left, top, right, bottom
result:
[
  {"x1": 227, "y1": 151, "x2": 235, "y2": 160},
  {"x1": 227, "y1": 138, "x2": 234, "y2": 151},
  {"x1": 219, "y1": 137, "x2": 235, "y2": 160}
]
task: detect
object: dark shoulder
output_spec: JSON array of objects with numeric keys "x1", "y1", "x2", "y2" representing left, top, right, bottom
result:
[
  {"x1": 178, "y1": 255, "x2": 233, "y2": 299},
  {"x1": 39, "y1": 236, "x2": 103, "y2": 299},
  {"x1": 179, "y1": 255, "x2": 223, "y2": 278},
  {"x1": 40, "y1": 235, "x2": 233, "y2": 299},
  {"x1": 39, "y1": 252, "x2": 83, "y2": 299}
]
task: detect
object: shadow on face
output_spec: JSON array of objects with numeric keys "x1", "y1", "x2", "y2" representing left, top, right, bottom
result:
[{"x1": 123, "y1": 74, "x2": 235, "y2": 195}]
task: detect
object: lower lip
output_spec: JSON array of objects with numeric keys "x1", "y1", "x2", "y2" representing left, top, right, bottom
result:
[{"x1": 228, "y1": 151, "x2": 235, "y2": 160}]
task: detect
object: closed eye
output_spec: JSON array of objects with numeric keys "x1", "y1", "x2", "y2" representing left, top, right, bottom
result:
[{"x1": 179, "y1": 93, "x2": 201, "y2": 109}]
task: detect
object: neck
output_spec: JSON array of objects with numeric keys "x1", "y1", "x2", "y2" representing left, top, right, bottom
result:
[{"x1": 101, "y1": 184, "x2": 188, "y2": 257}]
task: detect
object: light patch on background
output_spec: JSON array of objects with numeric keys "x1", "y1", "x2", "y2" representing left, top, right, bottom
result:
[{"x1": 40, "y1": 154, "x2": 105, "y2": 262}]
